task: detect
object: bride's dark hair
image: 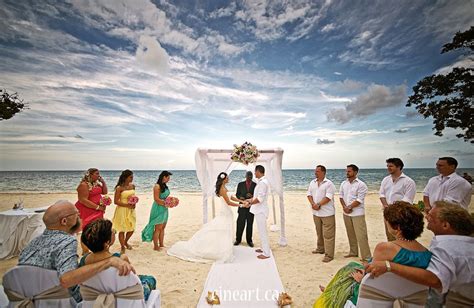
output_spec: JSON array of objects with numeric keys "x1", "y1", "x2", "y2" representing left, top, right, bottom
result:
[{"x1": 215, "y1": 172, "x2": 227, "y2": 197}]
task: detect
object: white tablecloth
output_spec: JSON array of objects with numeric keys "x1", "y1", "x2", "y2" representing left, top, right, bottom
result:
[{"x1": 0, "y1": 207, "x2": 47, "y2": 260}]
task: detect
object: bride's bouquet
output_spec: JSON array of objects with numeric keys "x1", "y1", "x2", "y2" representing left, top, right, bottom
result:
[
  {"x1": 230, "y1": 142, "x2": 259, "y2": 165},
  {"x1": 127, "y1": 195, "x2": 139, "y2": 205},
  {"x1": 100, "y1": 195, "x2": 112, "y2": 206},
  {"x1": 164, "y1": 196, "x2": 179, "y2": 208}
]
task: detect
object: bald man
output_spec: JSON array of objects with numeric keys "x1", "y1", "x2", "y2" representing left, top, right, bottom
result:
[{"x1": 18, "y1": 200, "x2": 135, "y2": 303}]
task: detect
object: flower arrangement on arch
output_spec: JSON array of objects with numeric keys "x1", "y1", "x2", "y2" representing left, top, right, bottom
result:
[
  {"x1": 164, "y1": 196, "x2": 180, "y2": 208},
  {"x1": 100, "y1": 195, "x2": 112, "y2": 206},
  {"x1": 230, "y1": 142, "x2": 260, "y2": 165},
  {"x1": 127, "y1": 195, "x2": 139, "y2": 205}
]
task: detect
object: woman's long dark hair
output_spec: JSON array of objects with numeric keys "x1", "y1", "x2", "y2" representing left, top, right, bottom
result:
[
  {"x1": 115, "y1": 169, "x2": 133, "y2": 188},
  {"x1": 157, "y1": 171, "x2": 172, "y2": 193},
  {"x1": 215, "y1": 172, "x2": 227, "y2": 197}
]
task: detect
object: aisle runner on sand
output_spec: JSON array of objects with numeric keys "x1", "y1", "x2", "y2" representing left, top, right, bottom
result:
[{"x1": 197, "y1": 246, "x2": 288, "y2": 307}]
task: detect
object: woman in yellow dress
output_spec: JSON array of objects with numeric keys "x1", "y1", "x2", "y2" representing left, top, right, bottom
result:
[{"x1": 112, "y1": 169, "x2": 137, "y2": 253}]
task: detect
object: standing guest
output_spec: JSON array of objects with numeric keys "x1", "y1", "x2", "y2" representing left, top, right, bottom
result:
[
  {"x1": 307, "y1": 165, "x2": 336, "y2": 263},
  {"x1": 234, "y1": 171, "x2": 257, "y2": 247},
  {"x1": 366, "y1": 201, "x2": 474, "y2": 307},
  {"x1": 142, "y1": 171, "x2": 173, "y2": 251},
  {"x1": 18, "y1": 200, "x2": 134, "y2": 304},
  {"x1": 379, "y1": 158, "x2": 416, "y2": 241},
  {"x1": 462, "y1": 172, "x2": 473, "y2": 184},
  {"x1": 75, "y1": 168, "x2": 108, "y2": 254},
  {"x1": 339, "y1": 164, "x2": 371, "y2": 262},
  {"x1": 423, "y1": 157, "x2": 472, "y2": 211},
  {"x1": 112, "y1": 169, "x2": 137, "y2": 254}
]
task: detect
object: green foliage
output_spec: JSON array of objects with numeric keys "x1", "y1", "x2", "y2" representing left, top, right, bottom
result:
[
  {"x1": 0, "y1": 89, "x2": 27, "y2": 120},
  {"x1": 407, "y1": 27, "x2": 473, "y2": 143},
  {"x1": 414, "y1": 200, "x2": 425, "y2": 212},
  {"x1": 442, "y1": 26, "x2": 474, "y2": 53}
]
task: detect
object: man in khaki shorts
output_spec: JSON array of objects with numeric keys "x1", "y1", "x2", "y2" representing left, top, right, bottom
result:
[
  {"x1": 307, "y1": 165, "x2": 336, "y2": 263},
  {"x1": 339, "y1": 164, "x2": 371, "y2": 262}
]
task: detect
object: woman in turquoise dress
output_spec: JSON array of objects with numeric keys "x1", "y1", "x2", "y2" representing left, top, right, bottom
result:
[
  {"x1": 141, "y1": 171, "x2": 173, "y2": 251},
  {"x1": 80, "y1": 219, "x2": 156, "y2": 301},
  {"x1": 314, "y1": 201, "x2": 432, "y2": 307}
]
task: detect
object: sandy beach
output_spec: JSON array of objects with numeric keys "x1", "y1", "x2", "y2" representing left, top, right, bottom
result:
[{"x1": 0, "y1": 192, "x2": 472, "y2": 307}]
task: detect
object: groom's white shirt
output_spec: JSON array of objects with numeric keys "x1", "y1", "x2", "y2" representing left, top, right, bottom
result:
[{"x1": 250, "y1": 176, "x2": 269, "y2": 217}]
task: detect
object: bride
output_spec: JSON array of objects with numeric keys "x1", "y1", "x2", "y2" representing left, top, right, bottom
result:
[{"x1": 167, "y1": 172, "x2": 248, "y2": 263}]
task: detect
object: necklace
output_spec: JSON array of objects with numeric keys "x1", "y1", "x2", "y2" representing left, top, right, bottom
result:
[{"x1": 396, "y1": 237, "x2": 414, "y2": 242}]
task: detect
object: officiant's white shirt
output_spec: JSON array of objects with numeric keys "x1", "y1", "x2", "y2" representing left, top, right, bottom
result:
[
  {"x1": 250, "y1": 176, "x2": 269, "y2": 217},
  {"x1": 423, "y1": 172, "x2": 472, "y2": 209}
]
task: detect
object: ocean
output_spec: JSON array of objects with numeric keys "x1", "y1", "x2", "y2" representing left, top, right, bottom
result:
[{"x1": 1, "y1": 169, "x2": 473, "y2": 194}]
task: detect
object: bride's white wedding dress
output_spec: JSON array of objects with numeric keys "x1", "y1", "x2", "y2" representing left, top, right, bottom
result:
[{"x1": 167, "y1": 195, "x2": 234, "y2": 263}]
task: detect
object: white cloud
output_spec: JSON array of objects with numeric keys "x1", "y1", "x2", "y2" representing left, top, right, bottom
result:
[
  {"x1": 209, "y1": 3, "x2": 237, "y2": 18},
  {"x1": 327, "y1": 84, "x2": 407, "y2": 124},
  {"x1": 435, "y1": 56, "x2": 474, "y2": 75},
  {"x1": 321, "y1": 23, "x2": 336, "y2": 33},
  {"x1": 135, "y1": 35, "x2": 170, "y2": 74}
]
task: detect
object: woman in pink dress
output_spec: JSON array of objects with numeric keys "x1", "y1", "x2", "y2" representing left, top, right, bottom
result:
[{"x1": 75, "y1": 168, "x2": 108, "y2": 254}]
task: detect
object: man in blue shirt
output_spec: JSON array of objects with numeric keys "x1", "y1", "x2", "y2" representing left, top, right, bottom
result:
[{"x1": 19, "y1": 200, "x2": 135, "y2": 303}]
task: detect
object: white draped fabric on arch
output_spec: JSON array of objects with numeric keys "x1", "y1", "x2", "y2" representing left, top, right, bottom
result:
[{"x1": 194, "y1": 148, "x2": 287, "y2": 246}]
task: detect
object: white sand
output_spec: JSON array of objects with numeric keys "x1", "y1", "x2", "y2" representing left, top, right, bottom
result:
[{"x1": 0, "y1": 192, "x2": 472, "y2": 307}]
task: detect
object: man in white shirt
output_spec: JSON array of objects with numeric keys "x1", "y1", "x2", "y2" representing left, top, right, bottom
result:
[
  {"x1": 423, "y1": 156, "x2": 472, "y2": 212},
  {"x1": 249, "y1": 165, "x2": 271, "y2": 260},
  {"x1": 339, "y1": 164, "x2": 371, "y2": 261},
  {"x1": 307, "y1": 165, "x2": 336, "y2": 263},
  {"x1": 379, "y1": 158, "x2": 416, "y2": 240},
  {"x1": 366, "y1": 201, "x2": 474, "y2": 307}
]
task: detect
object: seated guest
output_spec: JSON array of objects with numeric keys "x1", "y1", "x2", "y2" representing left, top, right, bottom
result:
[
  {"x1": 313, "y1": 201, "x2": 431, "y2": 307},
  {"x1": 366, "y1": 201, "x2": 474, "y2": 307},
  {"x1": 81, "y1": 219, "x2": 157, "y2": 301},
  {"x1": 18, "y1": 200, "x2": 135, "y2": 304}
]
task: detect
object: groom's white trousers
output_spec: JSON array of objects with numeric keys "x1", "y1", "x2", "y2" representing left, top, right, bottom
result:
[{"x1": 255, "y1": 213, "x2": 271, "y2": 257}]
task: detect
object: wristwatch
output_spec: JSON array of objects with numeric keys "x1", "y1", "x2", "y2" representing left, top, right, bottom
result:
[
  {"x1": 385, "y1": 260, "x2": 391, "y2": 272},
  {"x1": 347, "y1": 205, "x2": 352, "y2": 210}
]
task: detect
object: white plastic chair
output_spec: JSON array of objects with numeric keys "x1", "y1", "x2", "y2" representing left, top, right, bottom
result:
[
  {"x1": 2, "y1": 265, "x2": 75, "y2": 307},
  {"x1": 79, "y1": 267, "x2": 160, "y2": 308},
  {"x1": 356, "y1": 272, "x2": 428, "y2": 307}
]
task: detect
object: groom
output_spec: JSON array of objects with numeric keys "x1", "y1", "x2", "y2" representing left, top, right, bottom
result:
[{"x1": 248, "y1": 165, "x2": 271, "y2": 260}]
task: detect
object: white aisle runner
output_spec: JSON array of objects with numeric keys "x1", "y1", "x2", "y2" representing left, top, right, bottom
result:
[{"x1": 197, "y1": 246, "x2": 288, "y2": 307}]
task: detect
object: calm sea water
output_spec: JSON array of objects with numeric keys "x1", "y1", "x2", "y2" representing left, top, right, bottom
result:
[{"x1": 1, "y1": 169, "x2": 473, "y2": 194}]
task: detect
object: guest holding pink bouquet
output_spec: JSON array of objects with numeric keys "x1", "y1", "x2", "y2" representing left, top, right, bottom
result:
[
  {"x1": 75, "y1": 168, "x2": 108, "y2": 254},
  {"x1": 112, "y1": 169, "x2": 137, "y2": 254},
  {"x1": 142, "y1": 171, "x2": 173, "y2": 251}
]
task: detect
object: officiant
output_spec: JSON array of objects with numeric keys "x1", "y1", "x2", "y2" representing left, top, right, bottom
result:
[{"x1": 234, "y1": 171, "x2": 256, "y2": 247}]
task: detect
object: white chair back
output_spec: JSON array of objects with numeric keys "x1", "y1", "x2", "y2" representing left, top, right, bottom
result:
[
  {"x1": 357, "y1": 272, "x2": 428, "y2": 308},
  {"x1": 79, "y1": 268, "x2": 160, "y2": 308},
  {"x1": 444, "y1": 283, "x2": 474, "y2": 307},
  {"x1": 2, "y1": 265, "x2": 74, "y2": 307}
]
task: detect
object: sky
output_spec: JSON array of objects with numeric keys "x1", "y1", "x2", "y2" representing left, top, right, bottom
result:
[{"x1": 0, "y1": 0, "x2": 473, "y2": 170}]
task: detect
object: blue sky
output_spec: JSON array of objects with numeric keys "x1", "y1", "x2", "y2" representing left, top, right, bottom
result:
[{"x1": 0, "y1": 0, "x2": 472, "y2": 170}]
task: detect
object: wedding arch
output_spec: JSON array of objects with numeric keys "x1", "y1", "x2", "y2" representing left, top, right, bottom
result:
[{"x1": 194, "y1": 148, "x2": 287, "y2": 246}]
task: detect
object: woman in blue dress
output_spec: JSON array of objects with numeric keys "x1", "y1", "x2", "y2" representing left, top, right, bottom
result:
[
  {"x1": 141, "y1": 171, "x2": 172, "y2": 251},
  {"x1": 314, "y1": 201, "x2": 432, "y2": 307}
]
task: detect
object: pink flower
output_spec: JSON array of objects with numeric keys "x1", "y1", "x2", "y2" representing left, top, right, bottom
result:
[
  {"x1": 127, "y1": 195, "x2": 139, "y2": 205},
  {"x1": 100, "y1": 195, "x2": 112, "y2": 206},
  {"x1": 164, "y1": 196, "x2": 180, "y2": 208}
]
